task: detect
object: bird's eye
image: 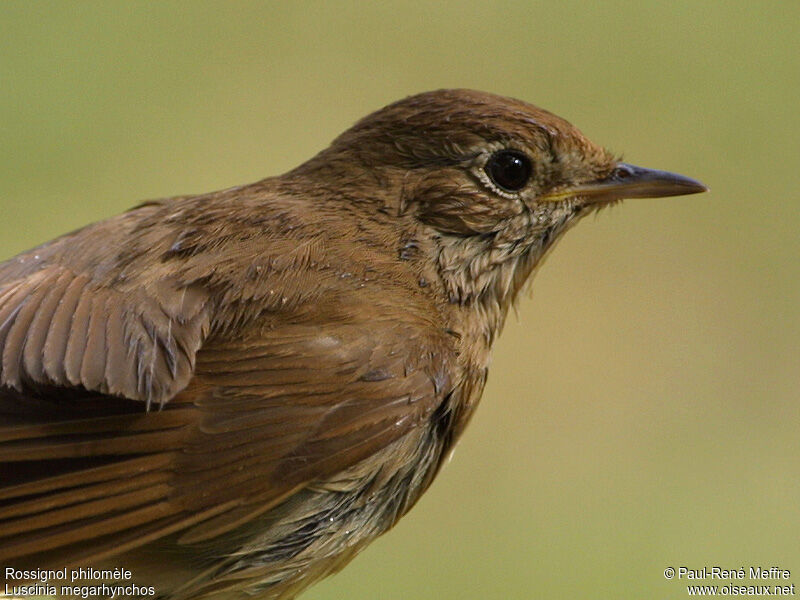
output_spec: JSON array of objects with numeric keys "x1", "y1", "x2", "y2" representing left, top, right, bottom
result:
[{"x1": 485, "y1": 150, "x2": 533, "y2": 192}]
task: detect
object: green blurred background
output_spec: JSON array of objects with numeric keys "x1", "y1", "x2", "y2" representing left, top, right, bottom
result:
[{"x1": 1, "y1": 2, "x2": 798, "y2": 598}]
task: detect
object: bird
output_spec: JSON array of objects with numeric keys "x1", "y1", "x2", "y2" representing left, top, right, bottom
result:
[{"x1": 0, "y1": 89, "x2": 706, "y2": 599}]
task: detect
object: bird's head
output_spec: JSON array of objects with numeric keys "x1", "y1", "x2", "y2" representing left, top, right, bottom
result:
[{"x1": 299, "y1": 89, "x2": 706, "y2": 320}]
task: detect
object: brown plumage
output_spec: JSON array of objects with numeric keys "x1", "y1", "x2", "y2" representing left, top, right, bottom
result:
[{"x1": 0, "y1": 89, "x2": 706, "y2": 599}]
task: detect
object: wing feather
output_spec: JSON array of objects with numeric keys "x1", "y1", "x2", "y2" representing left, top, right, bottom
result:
[
  {"x1": 42, "y1": 273, "x2": 90, "y2": 381},
  {"x1": 163, "y1": 319, "x2": 453, "y2": 544},
  {"x1": 2, "y1": 274, "x2": 50, "y2": 387},
  {"x1": 0, "y1": 195, "x2": 456, "y2": 580},
  {"x1": 0, "y1": 314, "x2": 454, "y2": 568},
  {"x1": 0, "y1": 266, "x2": 210, "y2": 406},
  {"x1": 22, "y1": 268, "x2": 73, "y2": 381}
]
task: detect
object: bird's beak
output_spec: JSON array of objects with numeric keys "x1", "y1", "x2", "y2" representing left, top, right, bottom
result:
[{"x1": 541, "y1": 163, "x2": 708, "y2": 203}]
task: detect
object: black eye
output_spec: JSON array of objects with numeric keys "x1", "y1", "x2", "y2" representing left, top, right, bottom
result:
[{"x1": 485, "y1": 150, "x2": 533, "y2": 192}]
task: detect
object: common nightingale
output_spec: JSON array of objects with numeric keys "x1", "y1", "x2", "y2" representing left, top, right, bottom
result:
[{"x1": 0, "y1": 89, "x2": 706, "y2": 599}]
